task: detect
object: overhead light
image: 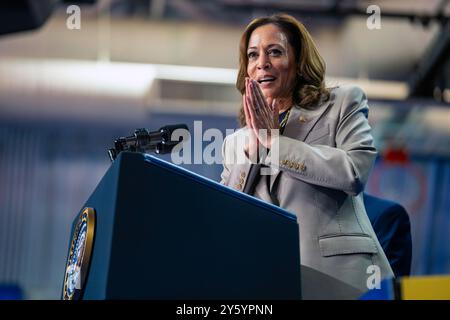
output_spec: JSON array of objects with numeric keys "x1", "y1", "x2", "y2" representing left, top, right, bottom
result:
[{"x1": 327, "y1": 77, "x2": 409, "y2": 101}]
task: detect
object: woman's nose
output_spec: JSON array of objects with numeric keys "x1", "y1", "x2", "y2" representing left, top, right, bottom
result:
[{"x1": 257, "y1": 55, "x2": 271, "y2": 70}]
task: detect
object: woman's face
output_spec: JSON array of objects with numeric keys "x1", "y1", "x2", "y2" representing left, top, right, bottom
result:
[{"x1": 246, "y1": 24, "x2": 297, "y2": 101}]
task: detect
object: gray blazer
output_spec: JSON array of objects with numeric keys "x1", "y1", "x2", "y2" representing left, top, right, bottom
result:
[{"x1": 220, "y1": 85, "x2": 394, "y2": 296}]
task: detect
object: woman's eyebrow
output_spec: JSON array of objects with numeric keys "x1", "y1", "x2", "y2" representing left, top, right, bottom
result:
[
  {"x1": 267, "y1": 43, "x2": 284, "y2": 48},
  {"x1": 248, "y1": 43, "x2": 284, "y2": 50}
]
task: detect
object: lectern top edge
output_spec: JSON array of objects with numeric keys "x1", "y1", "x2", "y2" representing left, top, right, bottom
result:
[{"x1": 133, "y1": 152, "x2": 297, "y2": 222}]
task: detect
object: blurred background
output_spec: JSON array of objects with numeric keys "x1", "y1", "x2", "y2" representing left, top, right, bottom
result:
[{"x1": 0, "y1": 0, "x2": 449, "y2": 299}]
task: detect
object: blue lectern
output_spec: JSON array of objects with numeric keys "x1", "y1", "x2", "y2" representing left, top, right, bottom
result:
[{"x1": 62, "y1": 152, "x2": 301, "y2": 300}]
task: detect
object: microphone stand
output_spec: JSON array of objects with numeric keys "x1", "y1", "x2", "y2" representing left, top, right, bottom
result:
[{"x1": 108, "y1": 124, "x2": 188, "y2": 162}]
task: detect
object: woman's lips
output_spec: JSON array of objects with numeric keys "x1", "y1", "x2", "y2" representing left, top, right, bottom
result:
[{"x1": 258, "y1": 79, "x2": 276, "y2": 88}]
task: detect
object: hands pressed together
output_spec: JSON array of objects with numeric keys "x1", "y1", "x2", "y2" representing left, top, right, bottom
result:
[{"x1": 243, "y1": 77, "x2": 280, "y2": 159}]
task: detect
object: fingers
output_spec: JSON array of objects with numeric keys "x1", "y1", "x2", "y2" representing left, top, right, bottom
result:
[
  {"x1": 246, "y1": 78, "x2": 259, "y2": 115},
  {"x1": 249, "y1": 80, "x2": 263, "y2": 115},
  {"x1": 242, "y1": 92, "x2": 251, "y2": 127},
  {"x1": 246, "y1": 78, "x2": 259, "y2": 130},
  {"x1": 249, "y1": 81, "x2": 271, "y2": 147},
  {"x1": 245, "y1": 78, "x2": 279, "y2": 132},
  {"x1": 251, "y1": 80, "x2": 278, "y2": 133},
  {"x1": 272, "y1": 98, "x2": 280, "y2": 127},
  {"x1": 246, "y1": 78, "x2": 255, "y2": 112},
  {"x1": 247, "y1": 79, "x2": 265, "y2": 121},
  {"x1": 243, "y1": 79, "x2": 250, "y2": 124},
  {"x1": 250, "y1": 83, "x2": 261, "y2": 121},
  {"x1": 252, "y1": 80, "x2": 271, "y2": 120},
  {"x1": 245, "y1": 78, "x2": 256, "y2": 127},
  {"x1": 246, "y1": 96, "x2": 255, "y2": 129},
  {"x1": 244, "y1": 79, "x2": 276, "y2": 149}
]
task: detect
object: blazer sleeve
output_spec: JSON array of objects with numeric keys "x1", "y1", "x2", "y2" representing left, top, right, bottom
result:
[
  {"x1": 220, "y1": 134, "x2": 231, "y2": 185},
  {"x1": 263, "y1": 86, "x2": 377, "y2": 196}
]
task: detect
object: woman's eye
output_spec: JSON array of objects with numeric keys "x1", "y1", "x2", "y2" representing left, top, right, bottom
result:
[
  {"x1": 247, "y1": 52, "x2": 257, "y2": 59},
  {"x1": 269, "y1": 49, "x2": 282, "y2": 56}
]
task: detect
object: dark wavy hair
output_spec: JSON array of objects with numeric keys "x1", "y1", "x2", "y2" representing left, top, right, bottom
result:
[{"x1": 237, "y1": 13, "x2": 330, "y2": 126}]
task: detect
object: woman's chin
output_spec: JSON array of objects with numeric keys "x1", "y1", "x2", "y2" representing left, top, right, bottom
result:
[{"x1": 261, "y1": 89, "x2": 277, "y2": 99}]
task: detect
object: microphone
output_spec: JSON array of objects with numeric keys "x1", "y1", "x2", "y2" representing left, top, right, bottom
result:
[{"x1": 108, "y1": 124, "x2": 189, "y2": 162}]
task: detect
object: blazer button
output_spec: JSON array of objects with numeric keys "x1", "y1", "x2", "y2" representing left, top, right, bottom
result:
[{"x1": 299, "y1": 116, "x2": 308, "y2": 123}]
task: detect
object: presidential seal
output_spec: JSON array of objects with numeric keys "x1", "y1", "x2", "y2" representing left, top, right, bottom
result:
[{"x1": 63, "y1": 207, "x2": 95, "y2": 300}]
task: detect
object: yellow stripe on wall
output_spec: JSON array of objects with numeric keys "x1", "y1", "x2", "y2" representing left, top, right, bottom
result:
[{"x1": 401, "y1": 275, "x2": 450, "y2": 300}]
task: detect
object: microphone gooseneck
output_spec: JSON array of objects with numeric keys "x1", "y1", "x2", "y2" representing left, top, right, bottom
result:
[{"x1": 108, "y1": 124, "x2": 189, "y2": 162}]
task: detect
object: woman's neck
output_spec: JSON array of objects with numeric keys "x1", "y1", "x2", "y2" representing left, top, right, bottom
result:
[{"x1": 276, "y1": 97, "x2": 294, "y2": 114}]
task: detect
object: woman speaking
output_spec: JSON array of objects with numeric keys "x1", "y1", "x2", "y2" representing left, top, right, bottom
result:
[{"x1": 220, "y1": 13, "x2": 394, "y2": 295}]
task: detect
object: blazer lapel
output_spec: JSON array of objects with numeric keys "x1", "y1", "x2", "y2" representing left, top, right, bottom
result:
[
  {"x1": 269, "y1": 98, "x2": 334, "y2": 192},
  {"x1": 283, "y1": 100, "x2": 334, "y2": 142}
]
